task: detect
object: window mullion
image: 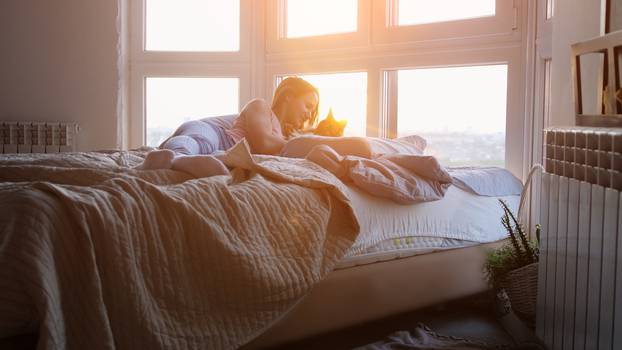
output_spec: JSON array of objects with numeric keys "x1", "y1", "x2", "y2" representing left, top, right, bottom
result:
[{"x1": 382, "y1": 70, "x2": 398, "y2": 139}]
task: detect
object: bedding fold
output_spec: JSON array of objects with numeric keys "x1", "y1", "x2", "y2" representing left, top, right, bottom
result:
[
  {"x1": 305, "y1": 145, "x2": 452, "y2": 204},
  {"x1": 0, "y1": 141, "x2": 359, "y2": 350}
]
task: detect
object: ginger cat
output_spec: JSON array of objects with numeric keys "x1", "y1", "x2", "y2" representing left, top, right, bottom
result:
[{"x1": 313, "y1": 108, "x2": 347, "y2": 137}]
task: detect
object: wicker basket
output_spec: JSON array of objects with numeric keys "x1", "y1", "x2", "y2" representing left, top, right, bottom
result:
[{"x1": 499, "y1": 262, "x2": 538, "y2": 317}]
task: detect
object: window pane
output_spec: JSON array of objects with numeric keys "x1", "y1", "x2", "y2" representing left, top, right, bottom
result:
[
  {"x1": 145, "y1": 77, "x2": 239, "y2": 147},
  {"x1": 286, "y1": 0, "x2": 357, "y2": 38},
  {"x1": 397, "y1": 65, "x2": 507, "y2": 167},
  {"x1": 280, "y1": 72, "x2": 367, "y2": 137},
  {"x1": 398, "y1": 0, "x2": 495, "y2": 26},
  {"x1": 146, "y1": 0, "x2": 239, "y2": 51}
]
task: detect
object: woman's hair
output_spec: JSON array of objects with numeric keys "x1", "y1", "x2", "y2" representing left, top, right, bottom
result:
[{"x1": 271, "y1": 77, "x2": 320, "y2": 128}]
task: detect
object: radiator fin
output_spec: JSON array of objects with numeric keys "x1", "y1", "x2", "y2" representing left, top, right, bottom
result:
[
  {"x1": 538, "y1": 127, "x2": 622, "y2": 349},
  {"x1": 1, "y1": 121, "x2": 79, "y2": 154}
]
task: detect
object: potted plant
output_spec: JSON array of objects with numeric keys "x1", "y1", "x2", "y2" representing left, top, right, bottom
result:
[{"x1": 484, "y1": 199, "x2": 540, "y2": 321}]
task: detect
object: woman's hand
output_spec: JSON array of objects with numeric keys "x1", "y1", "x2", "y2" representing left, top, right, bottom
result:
[{"x1": 283, "y1": 123, "x2": 316, "y2": 139}]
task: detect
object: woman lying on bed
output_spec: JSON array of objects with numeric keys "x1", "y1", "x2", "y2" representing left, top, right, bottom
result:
[{"x1": 136, "y1": 77, "x2": 320, "y2": 177}]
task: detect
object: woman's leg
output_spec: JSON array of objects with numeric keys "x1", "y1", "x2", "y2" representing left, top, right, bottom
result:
[
  {"x1": 171, "y1": 155, "x2": 230, "y2": 178},
  {"x1": 134, "y1": 149, "x2": 175, "y2": 170},
  {"x1": 160, "y1": 135, "x2": 202, "y2": 155},
  {"x1": 137, "y1": 118, "x2": 233, "y2": 173},
  {"x1": 160, "y1": 120, "x2": 227, "y2": 155},
  {"x1": 305, "y1": 144, "x2": 347, "y2": 178}
]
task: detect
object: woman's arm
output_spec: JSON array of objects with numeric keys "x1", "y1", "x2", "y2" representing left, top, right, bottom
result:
[{"x1": 242, "y1": 99, "x2": 287, "y2": 155}]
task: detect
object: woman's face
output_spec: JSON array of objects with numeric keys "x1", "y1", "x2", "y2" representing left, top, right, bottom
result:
[{"x1": 284, "y1": 91, "x2": 319, "y2": 129}]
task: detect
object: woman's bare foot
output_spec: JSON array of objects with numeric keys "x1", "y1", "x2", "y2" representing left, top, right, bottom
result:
[
  {"x1": 135, "y1": 149, "x2": 175, "y2": 170},
  {"x1": 172, "y1": 155, "x2": 230, "y2": 178}
]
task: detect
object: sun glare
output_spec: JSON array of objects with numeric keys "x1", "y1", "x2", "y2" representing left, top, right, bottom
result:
[
  {"x1": 146, "y1": 0, "x2": 240, "y2": 51},
  {"x1": 398, "y1": 0, "x2": 495, "y2": 26},
  {"x1": 286, "y1": 0, "x2": 358, "y2": 38},
  {"x1": 281, "y1": 72, "x2": 367, "y2": 136}
]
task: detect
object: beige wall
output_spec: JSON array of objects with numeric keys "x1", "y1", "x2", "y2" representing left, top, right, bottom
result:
[
  {"x1": 549, "y1": 0, "x2": 603, "y2": 126},
  {"x1": 0, "y1": 0, "x2": 121, "y2": 151}
]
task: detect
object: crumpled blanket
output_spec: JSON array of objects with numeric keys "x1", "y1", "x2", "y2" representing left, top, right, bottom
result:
[
  {"x1": 305, "y1": 144, "x2": 453, "y2": 204},
  {"x1": 305, "y1": 145, "x2": 524, "y2": 204},
  {"x1": 354, "y1": 323, "x2": 522, "y2": 350},
  {"x1": 0, "y1": 141, "x2": 359, "y2": 350}
]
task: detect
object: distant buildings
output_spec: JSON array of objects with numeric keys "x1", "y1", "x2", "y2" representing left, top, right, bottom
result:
[{"x1": 421, "y1": 132, "x2": 505, "y2": 167}]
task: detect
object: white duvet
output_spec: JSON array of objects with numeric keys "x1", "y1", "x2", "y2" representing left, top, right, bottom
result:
[
  {"x1": 344, "y1": 184, "x2": 520, "y2": 256},
  {"x1": 0, "y1": 142, "x2": 359, "y2": 350}
]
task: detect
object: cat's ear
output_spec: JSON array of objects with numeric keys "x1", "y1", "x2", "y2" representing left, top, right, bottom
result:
[{"x1": 326, "y1": 108, "x2": 335, "y2": 120}]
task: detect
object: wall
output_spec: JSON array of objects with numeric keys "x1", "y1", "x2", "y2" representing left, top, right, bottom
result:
[
  {"x1": 0, "y1": 0, "x2": 121, "y2": 151},
  {"x1": 549, "y1": 0, "x2": 603, "y2": 126}
]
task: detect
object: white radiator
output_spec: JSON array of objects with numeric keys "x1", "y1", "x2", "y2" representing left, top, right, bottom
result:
[
  {"x1": 538, "y1": 127, "x2": 622, "y2": 350},
  {"x1": 0, "y1": 121, "x2": 79, "y2": 154}
]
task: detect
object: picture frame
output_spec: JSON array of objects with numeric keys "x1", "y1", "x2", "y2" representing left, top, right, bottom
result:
[{"x1": 571, "y1": 29, "x2": 622, "y2": 127}]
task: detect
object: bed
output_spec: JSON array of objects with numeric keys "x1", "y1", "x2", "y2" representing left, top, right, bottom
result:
[
  {"x1": 248, "y1": 183, "x2": 517, "y2": 349},
  {"x1": 0, "y1": 140, "x2": 520, "y2": 350}
]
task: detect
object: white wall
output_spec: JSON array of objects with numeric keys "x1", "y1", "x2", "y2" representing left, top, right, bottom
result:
[
  {"x1": 549, "y1": 0, "x2": 603, "y2": 126},
  {"x1": 0, "y1": 0, "x2": 121, "y2": 151}
]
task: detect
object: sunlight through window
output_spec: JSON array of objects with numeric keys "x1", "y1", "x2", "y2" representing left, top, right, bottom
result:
[
  {"x1": 398, "y1": 0, "x2": 495, "y2": 26},
  {"x1": 397, "y1": 65, "x2": 507, "y2": 167},
  {"x1": 146, "y1": 0, "x2": 240, "y2": 51},
  {"x1": 279, "y1": 72, "x2": 367, "y2": 136},
  {"x1": 145, "y1": 77, "x2": 239, "y2": 146},
  {"x1": 286, "y1": 0, "x2": 358, "y2": 38}
]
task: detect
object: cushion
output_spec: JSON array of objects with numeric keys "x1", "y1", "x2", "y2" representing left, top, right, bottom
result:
[
  {"x1": 448, "y1": 166, "x2": 523, "y2": 196},
  {"x1": 367, "y1": 135, "x2": 427, "y2": 157}
]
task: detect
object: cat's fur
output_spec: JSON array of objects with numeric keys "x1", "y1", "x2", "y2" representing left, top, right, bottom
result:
[{"x1": 312, "y1": 108, "x2": 347, "y2": 137}]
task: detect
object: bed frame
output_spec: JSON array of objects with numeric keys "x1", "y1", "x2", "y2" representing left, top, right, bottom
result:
[{"x1": 245, "y1": 240, "x2": 504, "y2": 349}]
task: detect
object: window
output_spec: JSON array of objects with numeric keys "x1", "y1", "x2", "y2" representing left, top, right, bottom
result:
[
  {"x1": 145, "y1": 0, "x2": 240, "y2": 51},
  {"x1": 373, "y1": 0, "x2": 515, "y2": 45},
  {"x1": 145, "y1": 77, "x2": 239, "y2": 146},
  {"x1": 279, "y1": 72, "x2": 367, "y2": 136},
  {"x1": 130, "y1": 1, "x2": 526, "y2": 175},
  {"x1": 266, "y1": 0, "x2": 370, "y2": 52},
  {"x1": 396, "y1": 65, "x2": 508, "y2": 167},
  {"x1": 398, "y1": 0, "x2": 495, "y2": 26},
  {"x1": 286, "y1": 0, "x2": 357, "y2": 38},
  {"x1": 130, "y1": 0, "x2": 249, "y2": 148}
]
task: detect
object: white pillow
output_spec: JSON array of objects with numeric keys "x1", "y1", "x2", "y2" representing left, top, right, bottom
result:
[{"x1": 367, "y1": 135, "x2": 427, "y2": 157}]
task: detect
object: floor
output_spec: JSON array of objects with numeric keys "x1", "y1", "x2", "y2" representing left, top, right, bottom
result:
[
  {"x1": 270, "y1": 292, "x2": 538, "y2": 350},
  {"x1": 1, "y1": 294, "x2": 543, "y2": 350}
]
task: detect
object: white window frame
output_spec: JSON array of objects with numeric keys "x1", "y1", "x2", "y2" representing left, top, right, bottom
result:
[
  {"x1": 372, "y1": 0, "x2": 518, "y2": 45},
  {"x1": 379, "y1": 50, "x2": 523, "y2": 175},
  {"x1": 265, "y1": 0, "x2": 527, "y2": 177},
  {"x1": 128, "y1": 0, "x2": 257, "y2": 148},
  {"x1": 525, "y1": 0, "x2": 553, "y2": 240},
  {"x1": 127, "y1": 0, "x2": 530, "y2": 177}
]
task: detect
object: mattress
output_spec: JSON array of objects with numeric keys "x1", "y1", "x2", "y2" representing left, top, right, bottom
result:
[
  {"x1": 336, "y1": 184, "x2": 520, "y2": 269},
  {"x1": 246, "y1": 240, "x2": 507, "y2": 349}
]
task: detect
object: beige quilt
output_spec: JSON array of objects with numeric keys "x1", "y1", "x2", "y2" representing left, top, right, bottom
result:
[{"x1": 0, "y1": 142, "x2": 359, "y2": 349}]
